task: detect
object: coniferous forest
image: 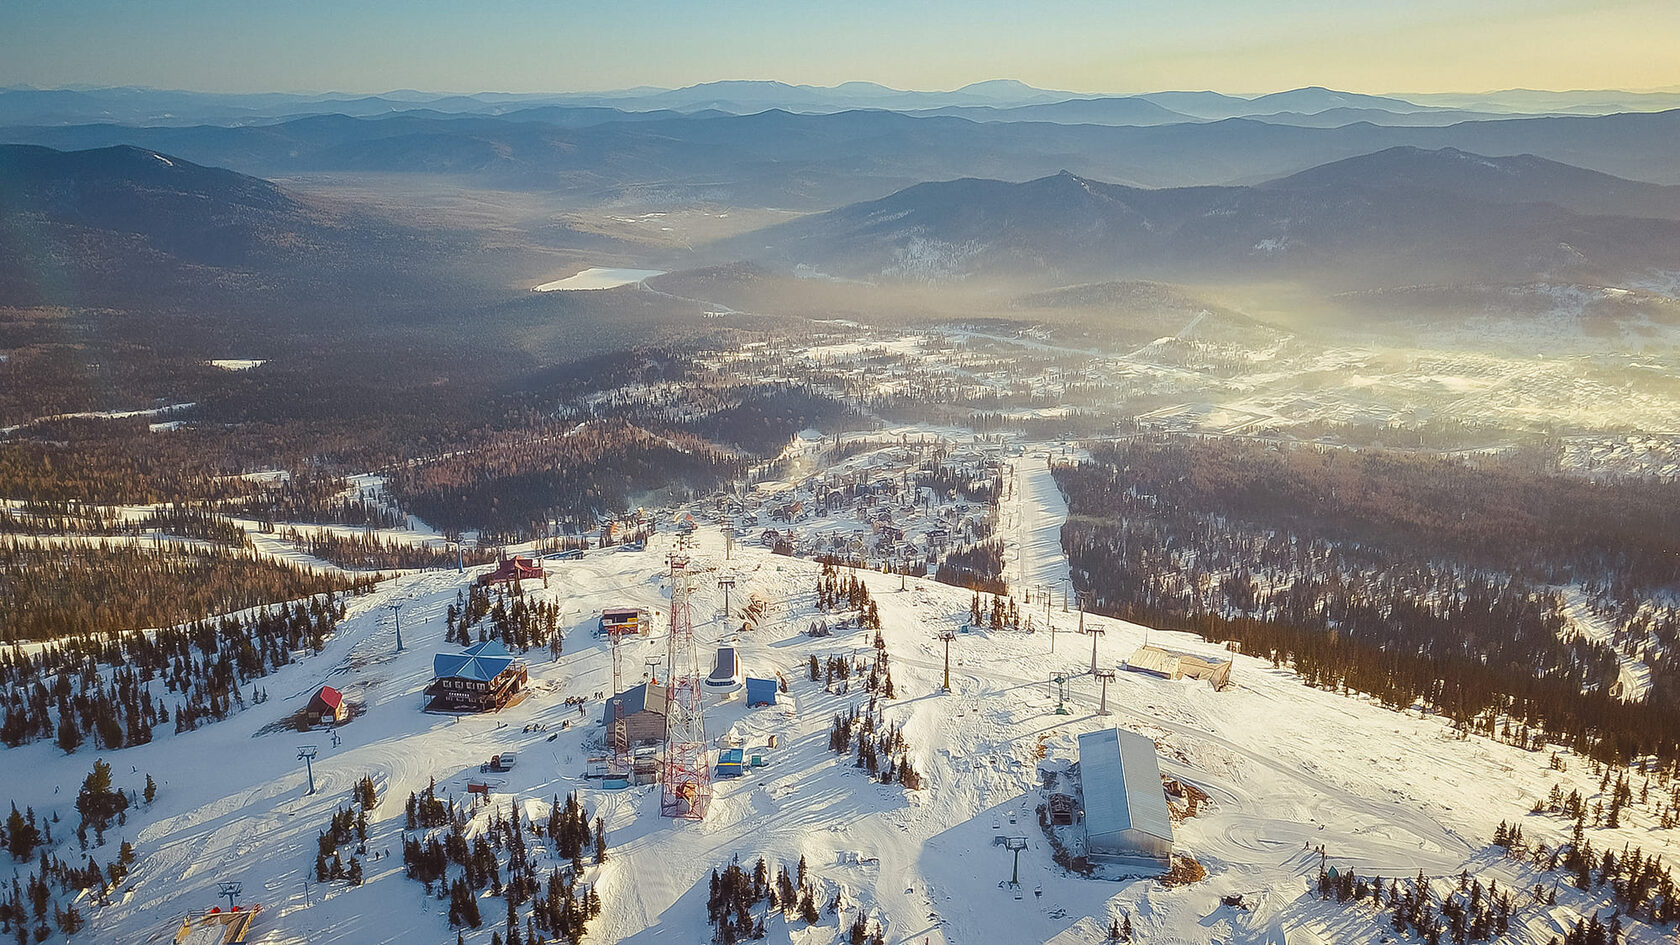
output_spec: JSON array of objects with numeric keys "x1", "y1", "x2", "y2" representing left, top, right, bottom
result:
[
  {"x1": 0, "y1": 541, "x2": 369, "y2": 642},
  {"x1": 0, "y1": 592, "x2": 358, "y2": 750},
  {"x1": 1055, "y1": 437, "x2": 1680, "y2": 765}
]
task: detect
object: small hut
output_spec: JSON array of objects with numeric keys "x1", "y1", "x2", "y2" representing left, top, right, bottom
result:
[
  {"x1": 745, "y1": 677, "x2": 779, "y2": 707},
  {"x1": 715, "y1": 747, "x2": 745, "y2": 779},
  {"x1": 306, "y1": 686, "x2": 348, "y2": 724}
]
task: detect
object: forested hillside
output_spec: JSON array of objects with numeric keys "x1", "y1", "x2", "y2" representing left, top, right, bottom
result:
[{"x1": 1055, "y1": 438, "x2": 1680, "y2": 764}]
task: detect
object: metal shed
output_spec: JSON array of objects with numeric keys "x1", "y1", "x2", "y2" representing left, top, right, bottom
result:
[
  {"x1": 1076, "y1": 728, "x2": 1173, "y2": 867},
  {"x1": 744, "y1": 677, "x2": 778, "y2": 707},
  {"x1": 715, "y1": 747, "x2": 744, "y2": 778}
]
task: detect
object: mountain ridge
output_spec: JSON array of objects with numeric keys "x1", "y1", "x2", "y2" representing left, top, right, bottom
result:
[{"x1": 719, "y1": 148, "x2": 1680, "y2": 289}]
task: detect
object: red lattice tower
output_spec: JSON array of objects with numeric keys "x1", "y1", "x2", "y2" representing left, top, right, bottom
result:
[{"x1": 661, "y1": 553, "x2": 711, "y2": 819}]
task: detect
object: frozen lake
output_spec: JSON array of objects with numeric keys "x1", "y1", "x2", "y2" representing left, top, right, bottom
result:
[{"x1": 532, "y1": 267, "x2": 665, "y2": 291}]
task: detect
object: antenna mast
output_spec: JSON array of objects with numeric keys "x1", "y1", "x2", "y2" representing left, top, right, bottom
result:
[{"x1": 661, "y1": 553, "x2": 712, "y2": 819}]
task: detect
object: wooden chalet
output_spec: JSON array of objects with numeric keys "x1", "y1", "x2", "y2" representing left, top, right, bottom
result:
[
  {"x1": 427, "y1": 640, "x2": 528, "y2": 711},
  {"x1": 602, "y1": 682, "x2": 668, "y2": 743},
  {"x1": 306, "y1": 685, "x2": 348, "y2": 725},
  {"x1": 477, "y1": 555, "x2": 544, "y2": 588}
]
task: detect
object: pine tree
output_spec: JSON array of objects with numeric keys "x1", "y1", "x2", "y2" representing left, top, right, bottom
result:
[
  {"x1": 5, "y1": 805, "x2": 40, "y2": 861},
  {"x1": 75, "y1": 759, "x2": 127, "y2": 833},
  {"x1": 56, "y1": 712, "x2": 82, "y2": 754}
]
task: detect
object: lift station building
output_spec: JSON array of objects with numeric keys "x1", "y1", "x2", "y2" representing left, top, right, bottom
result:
[{"x1": 1076, "y1": 727, "x2": 1174, "y2": 868}]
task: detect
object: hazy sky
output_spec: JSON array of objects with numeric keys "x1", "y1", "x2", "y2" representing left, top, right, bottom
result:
[{"x1": 3, "y1": 0, "x2": 1678, "y2": 95}]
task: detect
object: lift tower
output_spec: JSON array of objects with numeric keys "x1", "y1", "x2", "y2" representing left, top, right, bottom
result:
[
  {"x1": 608, "y1": 613, "x2": 635, "y2": 779},
  {"x1": 661, "y1": 554, "x2": 712, "y2": 819}
]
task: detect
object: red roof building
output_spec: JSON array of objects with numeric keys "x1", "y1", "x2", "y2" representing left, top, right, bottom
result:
[
  {"x1": 477, "y1": 555, "x2": 544, "y2": 588},
  {"x1": 307, "y1": 685, "x2": 348, "y2": 724}
]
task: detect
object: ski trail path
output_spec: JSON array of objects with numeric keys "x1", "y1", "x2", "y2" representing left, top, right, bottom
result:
[{"x1": 1006, "y1": 452, "x2": 1076, "y2": 607}]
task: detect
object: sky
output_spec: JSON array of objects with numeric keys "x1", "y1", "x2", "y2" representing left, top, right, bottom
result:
[{"x1": 3, "y1": 0, "x2": 1678, "y2": 96}]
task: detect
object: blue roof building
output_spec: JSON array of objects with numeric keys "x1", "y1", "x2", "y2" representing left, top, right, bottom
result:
[
  {"x1": 745, "y1": 677, "x2": 778, "y2": 707},
  {"x1": 1077, "y1": 728, "x2": 1173, "y2": 867},
  {"x1": 434, "y1": 640, "x2": 515, "y2": 682},
  {"x1": 715, "y1": 747, "x2": 744, "y2": 778},
  {"x1": 427, "y1": 640, "x2": 527, "y2": 712}
]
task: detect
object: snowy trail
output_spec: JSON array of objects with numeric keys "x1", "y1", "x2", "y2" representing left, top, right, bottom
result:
[{"x1": 1006, "y1": 453, "x2": 1076, "y2": 606}]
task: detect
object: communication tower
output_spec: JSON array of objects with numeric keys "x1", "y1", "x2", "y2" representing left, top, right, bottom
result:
[{"x1": 661, "y1": 554, "x2": 712, "y2": 819}]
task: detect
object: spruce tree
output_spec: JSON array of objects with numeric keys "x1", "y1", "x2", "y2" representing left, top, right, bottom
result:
[
  {"x1": 56, "y1": 713, "x2": 82, "y2": 754},
  {"x1": 6, "y1": 805, "x2": 40, "y2": 861}
]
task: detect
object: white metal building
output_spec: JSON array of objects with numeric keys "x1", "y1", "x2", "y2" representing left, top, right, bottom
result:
[{"x1": 1076, "y1": 727, "x2": 1173, "y2": 867}]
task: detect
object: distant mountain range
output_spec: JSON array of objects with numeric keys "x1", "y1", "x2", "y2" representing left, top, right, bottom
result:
[
  {"x1": 5, "y1": 137, "x2": 1680, "y2": 353},
  {"x1": 6, "y1": 82, "x2": 1680, "y2": 128},
  {"x1": 0, "y1": 143, "x2": 299, "y2": 268},
  {"x1": 0, "y1": 143, "x2": 506, "y2": 328},
  {"x1": 3, "y1": 107, "x2": 1679, "y2": 212},
  {"x1": 1261, "y1": 146, "x2": 1680, "y2": 220},
  {"x1": 724, "y1": 147, "x2": 1680, "y2": 289}
]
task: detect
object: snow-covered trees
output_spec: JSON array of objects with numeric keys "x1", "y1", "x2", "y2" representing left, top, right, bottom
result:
[
  {"x1": 4, "y1": 803, "x2": 41, "y2": 861},
  {"x1": 355, "y1": 774, "x2": 377, "y2": 811},
  {"x1": 74, "y1": 760, "x2": 128, "y2": 836},
  {"x1": 1, "y1": 592, "x2": 354, "y2": 751},
  {"x1": 444, "y1": 583, "x2": 562, "y2": 651},
  {"x1": 404, "y1": 793, "x2": 605, "y2": 941},
  {"x1": 706, "y1": 860, "x2": 766, "y2": 943},
  {"x1": 1056, "y1": 439, "x2": 1680, "y2": 768},
  {"x1": 814, "y1": 561, "x2": 882, "y2": 629},
  {"x1": 0, "y1": 541, "x2": 365, "y2": 643}
]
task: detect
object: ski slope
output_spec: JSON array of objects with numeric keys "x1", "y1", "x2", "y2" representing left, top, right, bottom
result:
[
  {"x1": 5, "y1": 524, "x2": 1676, "y2": 944},
  {"x1": 1006, "y1": 452, "x2": 1076, "y2": 608}
]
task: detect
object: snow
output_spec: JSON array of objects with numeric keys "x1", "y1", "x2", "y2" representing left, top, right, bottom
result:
[
  {"x1": 1556, "y1": 586, "x2": 1656, "y2": 701},
  {"x1": 1, "y1": 402, "x2": 197, "y2": 436},
  {"x1": 1005, "y1": 453, "x2": 1075, "y2": 604},
  {"x1": 532, "y1": 268, "x2": 666, "y2": 292},
  {"x1": 8, "y1": 517, "x2": 1677, "y2": 944}
]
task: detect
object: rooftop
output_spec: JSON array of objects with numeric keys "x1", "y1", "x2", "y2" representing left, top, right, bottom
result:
[
  {"x1": 1077, "y1": 727, "x2": 1172, "y2": 845},
  {"x1": 433, "y1": 639, "x2": 517, "y2": 682}
]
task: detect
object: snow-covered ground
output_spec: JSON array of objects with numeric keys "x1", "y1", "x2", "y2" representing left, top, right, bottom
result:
[
  {"x1": 8, "y1": 513, "x2": 1676, "y2": 945},
  {"x1": 0, "y1": 402, "x2": 197, "y2": 436},
  {"x1": 533, "y1": 268, "x2": 666, "y2": 291},
  {"x1": 1004, "y1": 452, "x2": 1075, "y2": 606}
]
